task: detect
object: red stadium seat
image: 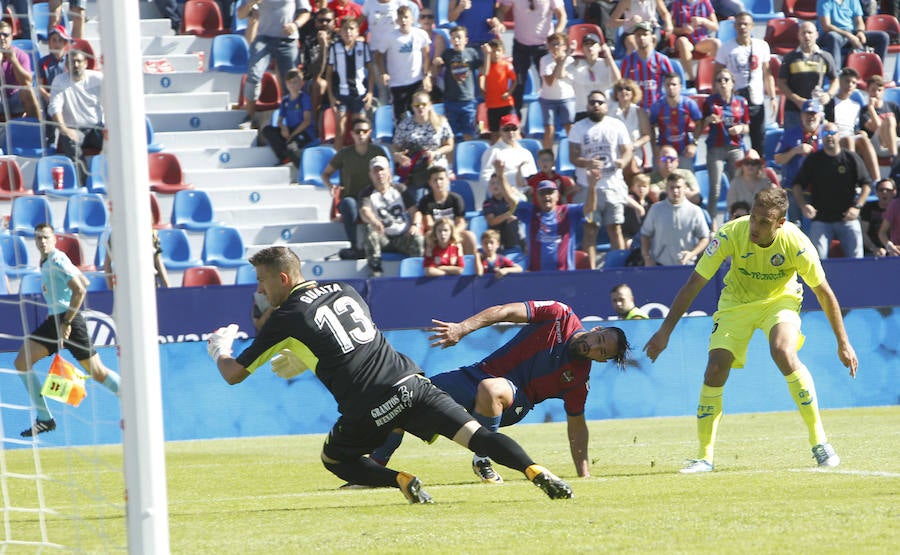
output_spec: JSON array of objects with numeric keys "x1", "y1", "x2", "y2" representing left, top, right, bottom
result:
[
  {"x1": 150, "y1": 192, "x2": 171, "y2": 230},
  {"x1": 866, "y1": 14, "x2": 900, "y2": 54},
  {"x1": 71, "y1": 38, "x2": 97, "y2": 70},
  {"x1": 0, "y1": 157, "x2": 30, "y2": 200},
  {"x1": 181, "y1": 0, "x2": 226, "y2": 38},
  {"x1": 182, "y1": 265, "x2": 223, "y2": 287},
  {"x1": 845, "y1": 52, "x2": 893, "y2": 89},
  {"x1": 148, "y1": 153, "x2": 193, "y2": 195},
  {"x1": 574, "y1": 250, "x2": 592, "y2": 270},
  {"x1": 55, "y1": 233, "x2": 94, "y2": 271},
  {"x1": 695, "y1": 57, "x2": 715, "y2": 95},
  {"x1": 783, "y1": 0, "x2": 817, "y2": 20},
  {"x1": 567, "y1": 23, "x2": 604, "y2": 58},
  {"x1": 238, "y1": 71, "x2": 282, "y2": 112},
  {"x1": 764, "y1": 18, "x2": 800, "y2": 57}
]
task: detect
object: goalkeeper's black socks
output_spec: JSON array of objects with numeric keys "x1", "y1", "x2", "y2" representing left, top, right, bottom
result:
[
  {"x1": 467, "y1": 427, "x2": 534, "y2": 473},
  {"x1": 323, "y1": 456, "x2": 399, "y2": 488}
]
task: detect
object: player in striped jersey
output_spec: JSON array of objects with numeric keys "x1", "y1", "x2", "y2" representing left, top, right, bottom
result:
[
  {"x1": 619, "y1": 21, "x2": 675, "y2": 110},
  {"x1": 649, "y1": 72, "x2": 702, "y2": 169},
  {"x1": 669, "y1": 0, "x2": 719, "y2": 86}
]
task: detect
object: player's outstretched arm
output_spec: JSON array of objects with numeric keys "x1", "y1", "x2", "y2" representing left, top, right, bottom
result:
[
  {"x1": 208, "y1": 324, "x2": 251, "y2": 384},
  {"x1": 428, "y1": 302, "x2": 530, "y2": 348},
  {"x1": 811, "y1": 280, "x2": 859, "y2": 378},
  {"x1": 566, "y1": 414, "x2": 590, "y2": 478},
  {"x1": 644, "y1": 271, "x2": 709, "y2": 362}
]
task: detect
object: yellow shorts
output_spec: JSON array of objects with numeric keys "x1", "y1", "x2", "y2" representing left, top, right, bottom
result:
[{"x1": 709, "y1": 295, "x2": 804, "y2": 369}]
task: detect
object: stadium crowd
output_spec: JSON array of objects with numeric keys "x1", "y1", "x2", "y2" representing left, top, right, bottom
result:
[{"x1": 3, "y1": 0, "x2": 900, "y2": 283}]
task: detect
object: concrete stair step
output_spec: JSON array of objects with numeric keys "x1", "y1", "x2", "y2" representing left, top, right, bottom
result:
[
  {"x1": 84, "y1": 18, "x2": 174, "y2": 41},
  {"x1": 144, "y1": 92, "x2": 231, "y2": 112},
  {"x1": 233, "y1": 221, "x2": 345, "y2": 245},
  {"x1": 155, "y1": 129, "x2": 259, "y2": 149},
  {"x1": 246, "y1": 241, "x2": 349, "y2": 261},
  {"x1": 214, "y1": 205, "x2": 322, "y2": 226},
  {"x1": 204, "y1": 184, "x2": 332, "y2": 211},
  {"x1": 142, "y1": 54, "x2": 205, "y2": 73},
  {"x1": 167, "y1": 146, "x2": 278, "y2": 170},
  {"x1": 146, "y1": 109, "x2": 248, "y2": 132},
  {"x1": 184, "y1": 166, "x2": 290, "y2": 187},
  {"x1": 143, "y1": 72, "x2": 243, "y2": 104},
  {"x1": 298, "y1": 258, "x2": 401, "y2": 280},
  {"x1": 141, "y1": 35, "x2": 213, "y2": 57}
]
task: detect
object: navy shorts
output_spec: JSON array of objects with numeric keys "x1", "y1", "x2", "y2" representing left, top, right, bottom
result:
[
  {"x1": 333, "y1": 93, "x2": 366, "y2": 115},
  {"x1": 30, "y1": 312, "x2": 94, "y2": 361},
  {"x1": 430, "y1": 365, "x2": 533, "y2": 427},
  {"x1": 322, "y1": 374, "x2": 474, "y2": 462}
]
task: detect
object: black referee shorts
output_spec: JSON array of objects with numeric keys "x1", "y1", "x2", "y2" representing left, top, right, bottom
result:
[
  {"x1": 30, "y1": 312, "x2": 95, "y2": 361},
  {"x1": 322, "y1": 374, "x2": 475, "y2": 462}
]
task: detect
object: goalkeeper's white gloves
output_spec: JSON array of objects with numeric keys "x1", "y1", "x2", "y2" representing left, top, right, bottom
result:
[
  {"x1": 271, "y1": 349, "x2": 307, "y2": 379},
  {"x1": 208, "y1": 324, "x2": 238, "y2": 362}
]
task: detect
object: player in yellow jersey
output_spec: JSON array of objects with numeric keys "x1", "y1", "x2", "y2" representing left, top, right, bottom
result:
[{"x1": 643, "y1": 188, "x2": 858, "y2": 472}]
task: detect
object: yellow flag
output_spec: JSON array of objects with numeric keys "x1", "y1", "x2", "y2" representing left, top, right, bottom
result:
[{"x1": 41, "y1": 354, "x2": 88, "y2": 407}]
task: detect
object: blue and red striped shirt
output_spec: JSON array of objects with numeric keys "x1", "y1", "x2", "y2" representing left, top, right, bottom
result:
[
  {"x1": 516, "y1": 203, "x2": 585, "y2": 271},
  {"x1": 620, "y1": 51, "x2": 676, "y2": 110},
  {"x1": 649, "y1": 95, "x2": 702, "y2": 150},
  {"x1": 671, "y1": 0, "x2": 715, "y2": 43},
  {"x1": 478, "y1": 301, "x2": 590, "y2": 414},
  {"x1": 702, "y1": 92, "x2": 749, "y2": 148}
]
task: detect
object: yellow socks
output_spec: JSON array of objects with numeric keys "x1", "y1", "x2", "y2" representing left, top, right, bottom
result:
[
  {"x1": 696, "y1": 384, "x2": 724, "y2": 462},
  {"x1": 785, "y1": 365, "x2": 827, "y2": 446}
]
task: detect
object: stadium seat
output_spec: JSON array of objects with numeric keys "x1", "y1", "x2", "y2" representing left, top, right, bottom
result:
[
  {"x1": 454, "y1": 140, "x2": 489, "y2": 180},
  {"x1": 9, "y1": 195, "x2": 53, "y2": 236},
  {"x1": 299, "y1": 145, "x2": 337, "y2": 187},
  {"x1": 467, "y1": 213, "x2": 487, "y2": 240},
  {"x1": 201, "y1": 225, "x2": 246, "y2": 268},
  {"x1": 866, "y1": 15, "x2": 900, "y2": 54},
  {"x1": 764, "y1": 18, "x2": 800, "y2": 57},
  {"x1": 783, "y1": 0, "x2": 817, "y2": 20},
  {"x1": 182, "y1": 265, "x2": 223, "y2": 287},
  {"x1": 716, "y1": 19, "x2": 736, "y2": 43},
  {"x1": 30, "y1": 2, "x2": 62, "y2": 42},
  {"x1": 237, "y1": 71, "x2": 281, "y2": 112},
  {"x1": 0, "y1": 232, "x2": 35, "y2": 277},
  {"x1": 556, "y1": 138, "x2": 574, "y2": 176},
  {"x1": 518, "y1": 137, "x2": 542, "y2": 165},
  {"x1": 86, "y1": 154, "x2": 108, "y2": 194},
  {"x1": 690, "y1": 94, "x2": 708, "y2": 114},
  {"x1": 0, "y1": 273, "x2": 8, "y2": 294},
  {"x1": 33, "y1": 155, "x2": 84, "y2": 196},
  {"x1": 231, "y1": 1, "x2": 248, "y2": 33},
  {"x1": 522, "y1": 70, "x2": 539, "y2": 104},
  {"x1": 146, "y1": 117, "x2": 164, "y2": 153},
  {"x1": 18, "y1": 272, "x2": 43, "y2": 295},
  {"x1": 170, "y1": 189, "x2": 218, "y2": 231},
  {"x1": 695, "y1": 57, "x2": 716, "y2": 95},
  {"x1": 150, "y1": 192, "x2": 171, "y2": 230},
  {"x1": 63, "y1": 193, "x2": 108, "y2": 236},
  {"x1": 462, "y1": 254, "x2": 477, "y2": 276},
  {"x1": 71, "y1": 38, "x2": 97, "y2": 70},
  {"x1": 747, "y1": 0, "x2": 780, "y2": 22},
  {"x1": 209, "y1": 33, "x2": 249, "y2": 73},
  {"x1": 435, "y1": 0, "x2": 450, "y2": 27},
  {"x1": 148, "y1": 153, "x2": 193, "y2": 194},
  {"x1": 574, "y1": 250, "x2": 591, "y2": 270},
  {"x1": 567, "y1": 23, "x2": 604, "y2": 57},
  {"x1": 181, "y1": 0, "x2": 226, "y2": 38},
  {"x1": 4, "y1": 118, "x2": 51, "y2": 157},
  {"x1": 95, "y1": 225, "x2": 110, "y2": 269},
  {"x1": 319, "y1": 106, "x2": 338, "y2": 145},
  {"x1": 156, "y1": 228, "x2": 202, "y2": 270},
  {"x1": 764, "y1": 127, "x2": 784, "y2": 170},
  {"x1": 845, "y1": 52, "x2": 891, "y2": 89},
  {"x1": 54, "y1": 233, "x2": 94, "y2": 271},
  {"x1": 883, "y1": 86, "x2": 900, "y2": 106},
  {"x1": 234, "y1": 262, "x2": 257, "y2": 285},
  {"x1": 450, "y1": 180, "x2": 479, "y2": 219},
  {"x1": 84, "y1": 271, "x2": 109, "y2": 291},
  {"x1": 695, "y1": 170, "x2": 729, "y2": 213},
  {"x1": 0, "y1": 157, "x2": 29, "y2": 200},
  {"x1": 525, "y1": 102, "x2": 545, "y2": 139},
  {"x1": 604, "y1": 248, "x2": 631, "y2": 269},
  {"x1": 398, "y1": 256, "x2": 425, "y2": 277},
  {"x1": 373, "y1": 104, "x2": 394, "y2": 143}
]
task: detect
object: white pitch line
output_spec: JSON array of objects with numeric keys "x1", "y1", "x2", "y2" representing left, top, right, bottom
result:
[{"x1": 788, "y1": 468, "x2": 900, "y2": 478}]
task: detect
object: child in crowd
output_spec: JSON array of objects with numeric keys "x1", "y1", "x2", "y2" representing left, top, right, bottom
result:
[
  {"x1": 477, "y1": 229, "x2": 523, "y2": 277},
  {"x1": 728, "y1": 200, "x2": 751, "y2": 220},
  {"x1": 539, "y1": 32, "x2": 576, "y2": 149},
  {"x1": 326, "y1": 17, "x2": 375, "y2": 149},
  {"x1": 480, "y1": 38, "x2": 517, "y2": 142},
  {"x1": 260, "y1": 69, "x2": 316, "y2": 167},
  {"x1": 482, "y1": 158, "x2": 525, "y2": 251},
  {"x1": 423, "y1": 217, "x2": 465, "y2": 276},
  {"x1": 623, "y1": 173, "x2": 654, "y2": 249},
  {"x1": 435, "y1": 25, "x2": 481, "y2": 141},
  {"x1": 525, "y1": 148, "x2": 576, "y2": 204}
]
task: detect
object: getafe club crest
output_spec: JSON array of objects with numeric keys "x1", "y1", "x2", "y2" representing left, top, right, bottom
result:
[{"x1": 770, "y1": 253, "x2": 785, "y2": 267}]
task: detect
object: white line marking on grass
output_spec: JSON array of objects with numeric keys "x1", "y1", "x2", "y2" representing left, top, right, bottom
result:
[{"x1": 788, "y1": 468, "x2": 900, "y2": 478}]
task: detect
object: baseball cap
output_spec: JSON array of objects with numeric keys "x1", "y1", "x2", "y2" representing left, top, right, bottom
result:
[
  {"x1": 48, "y1": 24, "x2": 71, "y2": 42},
  {"x1": 634, "y1": 21, "x2": 654, "y2": 33},
  {"x1": 536, "y1": 180, "x2": 558, "y2": 192},
  {"x1": 801, "y1": 99, "x2": 822, "y2": 113},
  {"x1": 499, "y1": 113, "x2": 520, "y2": 129},
  {"x1": 369, "y1": 156, "x2": 390, "y2": 169},
  {"x1": 582, "y1": 33, "x2": 601, "y2": 45}
]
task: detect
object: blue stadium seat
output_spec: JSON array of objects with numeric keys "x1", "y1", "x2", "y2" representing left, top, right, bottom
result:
[
  {"x1": 0, "y1": 273, "x2": 8, "y2": 294},
  {"x1": 84, "y1": 271, "x2": 110, "y2": 292},
  {"x1": 234, "y1": 262, "x2": 257, "y2": 285},
  {"x1": 33, "y1": 155, "x2": 84, "y2": 196},
  {"x1": 518, "y1": 138, "x2": 542, "y2": 165},
  {"x1": 86, "y1": 154, "x2": 108, "y2": 194},
  {"x1": 146, "y1": 117, "x2": 164, "y2": 153},
  {"x1": 883, "y1": 86, "x2": 900, "y2": 106},
  {"x1": 95, "y1": 225, "x2": 110, "y2": 269},
  {"x1": 31, "y1": 3, "x2": 65, "y2": 42},
  {"x1": 523, "y1": 70, "x2": 539, "y2": 104},
  {"x1": 5, "y1": 118, "x2": 51, "y2": 157},
  {"x1": 717, "y1": 19, "x2": 736, "y2": 43},
  {"x1": 747, "y1": 0, "x2": 780, "y2": 22},
  {"x1": 454, "y1": 140, "x2": 489, "y2": 180},
  {"x1": 299, "y1": 145, "x2": 337, "y2": 187},
  {"x1": 695, "y1": 170, "x2": 729, "y2": 214},
  {"x1": 18, "y1": 272, "x2": 43, "y2": 295},
  {"x1": 156, "y1": 228, "x2": 202, "y2": 270},
  {"x1": 171, "y1": 190, "x2": 218, "y2": 231},
  {"x1": 231, "y1": 1, "x2": 248, "y2": 33},
  {"x1": 0, "y1": 232, "x2": 35, "y2": 277},
  {"x1": 432, "y1": 102, "x2": 445, "y2": 116},
  {"x1": 450, "y1": 180, "x2": 479, "y2": 219},
  {"x1": 525, "y1": 102, "x2": 544, "y2": 139},
  {"x1": 209, "y1": 33, "x2": 249, "y2": 73},
  {"x1": 462, "y1": 254, "x2": 477, "y2": 276},
  {"x1": 764, "y1": 128, "x2": 783, "y2": 170},
  {"x1": 63, "y1": 193, "x2": 108, "y2": 236},
  {"x1": 373, "y1": 105, "x2": 394, "y2": 143},
  {"x1": 201, "y1": 225, "x2": 246, "y2": 268},
  {"x1": 604, "y1": 248, "x2": 631, "y2": 269},
  {"x1": 556, "y1": 138, "x2": 575, "y2": 176},
  {"x1": 398, "y1": 256, "x2": 425, "y2": 277},
  {"x1": 9, "y1": 195, "x2": 53, "y2": 236},
  {"x1": 11, "y1": 39, "x2": 39, "y2": 72},
  {"x1": 435, "y1": 0, "x2": 451, "y2": 27},
  {"x1": 468, "y1": 213, "x2": 488, "y2": 240}
]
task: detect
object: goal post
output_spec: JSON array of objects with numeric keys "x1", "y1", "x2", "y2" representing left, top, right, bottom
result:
[{"x1": 98, "y1": 1, "x2": 170, "y2": 552}]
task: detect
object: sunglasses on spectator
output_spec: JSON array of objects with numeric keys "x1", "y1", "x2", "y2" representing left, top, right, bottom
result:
[
  {"x1": 420, "y1": 13, "x2": 435, "y2": 19},
  {"x1": 353, "y1": 128, "x2": 371, "y2": 134},
  {"x1": 660, "y1": 155, "x2": 677, "y2": 163},
  {"x1": 588, "y1": 98, "x2": 605, "y2": 105},
  {"x1": 317, "y1": 18, "x2": 333, "y2": 24},
  {"x1": 0, "y1": 32, "x2": 10, "y2": 38},
  {"x1": 716, "y1": 77, "x2": 732, "y2": 82},
  {"x1": 501, "y1": 125, "x2": 518, "y2": 132},
  {"x1": 877, "y1": 187, "x2": 895, "y2": 192},
  {"x1": 413, "y1": 102, "x2": 429, "y2": 108},
  {"x1": 821, "y1": 129, "x2": 838, "y2": 137}
]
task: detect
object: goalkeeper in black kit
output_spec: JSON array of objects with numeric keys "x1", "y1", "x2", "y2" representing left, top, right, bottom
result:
[{"x1": 208, "y1": 246, "x2": 573, "y2": 503}]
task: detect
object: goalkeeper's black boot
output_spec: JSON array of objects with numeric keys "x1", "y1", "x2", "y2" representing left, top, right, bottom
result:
[{"x1": 21, "y1": 418, "x2": 56, "y2": 437}]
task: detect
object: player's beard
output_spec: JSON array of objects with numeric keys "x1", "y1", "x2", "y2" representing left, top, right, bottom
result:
[{"x1": 569, "y1": 336, "x2": 591, "y2": 358}]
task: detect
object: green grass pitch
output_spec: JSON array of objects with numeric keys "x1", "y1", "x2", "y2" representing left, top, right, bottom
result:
[{"x1": 5, "y1": 406, "x2": 898, "y2": 553}]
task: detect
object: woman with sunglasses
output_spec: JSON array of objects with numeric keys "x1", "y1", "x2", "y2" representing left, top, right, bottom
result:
[
  {"x1": 609, "y1": 79, "x2": 651, "y2": 185},
  {"x1": 695, "y1": 68, "x2": 749, "y2": 228},
  {"x1": 392, "y1": 90, "x2": 455, "y2": 198}
]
